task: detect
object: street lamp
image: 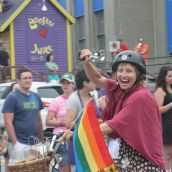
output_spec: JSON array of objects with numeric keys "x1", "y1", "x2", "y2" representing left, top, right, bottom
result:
[{"x1": 41, "y1": 0, "x2": 48, "y2": 11}]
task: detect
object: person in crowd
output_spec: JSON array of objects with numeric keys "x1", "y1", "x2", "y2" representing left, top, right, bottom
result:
[
  {"x1": 111, "y1": 38, "x2": 129, "y2": 58},
  {"x1": 63, "y1": 49, "x2": 165, "y2": 171},
  {"x1": 134, "y1": 37, "x2": 149, "y2": 64},
  {"x1": 45, "y1": 54, "x2": 60, "y2": 83},
  {"x1": 0, "y1": 42, "x2": 9, "y2": 67},
  {"x1": 1, "y1": 82, "x2": 20, "y2": 99},
  {"x1": 65, "y1": 70, "x2": 96, "y2": 172},
  {"x1": 0, "y1": 133, "x2": 8, "y2": 172},
  {"x1": 98, "y1": 94, "x2": 107, "y2": 112},
  {"x1": 0, "y1": 135, "x2": 7, "y2": 154},
  {"x1": 2, "y1": 68, "x2": 44, "y2": 162},
  {"x1": 154, "y1": 66, "x2": 172, "y2": 171},
  {"x1": 9, "y1": 82, "x2": 20, "y2": 92},
  {"x1": 0, "y1": 42, "x2": 10, "y2": 81},
  {"x1": 46, "y1": 73, "x2": 75, "y2": 172},
  {"x1": 1, "y1": 82, "x2": 20, "y2": 171}
]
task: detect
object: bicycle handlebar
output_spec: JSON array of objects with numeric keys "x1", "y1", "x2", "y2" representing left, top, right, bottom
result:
[{"x1": 49, "y1": 132, "x2": 64, "y2": 152}]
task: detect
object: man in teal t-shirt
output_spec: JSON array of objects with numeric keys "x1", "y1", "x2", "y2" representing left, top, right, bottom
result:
[{"x1": 2, "y1": 68, "x2": 43, "y2": 162}]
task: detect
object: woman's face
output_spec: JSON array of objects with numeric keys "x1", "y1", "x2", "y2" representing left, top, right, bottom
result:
[
  {"x1": 165, "y1": 70, "x2": 172, "y2": 85},
  {"x1": 116, "y1": 63, "x2": 138, "y2": 91},
  {"x1": 84, "y1": 81, "x2": 96, "y2": 92},
  {"x1": 61, "y1": 79, "x2": 75, "y2": 94},
  {"x1": 49, "y1": 55, "x2": 54, "y2": 61}
]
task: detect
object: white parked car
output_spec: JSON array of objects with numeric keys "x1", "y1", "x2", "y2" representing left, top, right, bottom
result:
[{"x1": 0, "y1": 82, "x2": 63, "y2": 131}]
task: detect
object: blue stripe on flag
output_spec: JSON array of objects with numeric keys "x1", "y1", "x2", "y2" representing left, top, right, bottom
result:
[{"x1": 73, "y1": 121, "x2": 84, "y2": 172}]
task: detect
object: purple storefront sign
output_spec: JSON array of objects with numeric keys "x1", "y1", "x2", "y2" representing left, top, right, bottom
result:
[{"x1": 26, "y1": 15, "x2": 57, "y2": 62}]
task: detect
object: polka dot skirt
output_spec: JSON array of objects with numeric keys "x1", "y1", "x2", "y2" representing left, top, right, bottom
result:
[{"x1": 114, "y1": 140, "x2": 165, "y2": 172}]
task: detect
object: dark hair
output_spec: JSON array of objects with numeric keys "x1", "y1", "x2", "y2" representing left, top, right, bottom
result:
[
  {"x1": 156, "y1": 66, "x2": 172, "y2": 93},
  {"x1": 1, "y1": 82, "x2": 18, "y2": 99},
  {"x1": 46, "y1": 54, "x2": 53, "y2": 62},
  {"x1": 17, "y1": 68, "x2": 32, "y2": 79},
  {"x1": 118, "y1": 38, "x2": 123, "y2": 42},
  {"x1": 75, "y1": 70, "x2": 90, "y2": 89},
  {"x1": 9, "y1": 82, "x2": 17, "y2": 92}
]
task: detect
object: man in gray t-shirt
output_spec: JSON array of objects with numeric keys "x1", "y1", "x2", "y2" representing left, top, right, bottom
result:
[{"x1": 65, "y1": 70, "x2": 96, "y2": 172}]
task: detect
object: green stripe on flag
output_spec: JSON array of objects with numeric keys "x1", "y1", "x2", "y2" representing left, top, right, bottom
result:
[{"x1": 74, "y1": 116, "x2": 91, "y2": 171}]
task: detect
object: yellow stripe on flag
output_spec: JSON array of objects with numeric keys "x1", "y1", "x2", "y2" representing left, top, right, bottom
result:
[{"x1": 78, "y1": 116, "x2": 99, "y2": 172}]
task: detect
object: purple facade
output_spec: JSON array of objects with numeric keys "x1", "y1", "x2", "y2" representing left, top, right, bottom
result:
[{"x1": 14, "y1": 1, "x2": 68, "y2": 80}]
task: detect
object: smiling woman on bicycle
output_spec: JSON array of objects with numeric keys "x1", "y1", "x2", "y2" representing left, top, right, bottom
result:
[{"x1": 64, "y1": 50, "x2": 165, "y2": 171}]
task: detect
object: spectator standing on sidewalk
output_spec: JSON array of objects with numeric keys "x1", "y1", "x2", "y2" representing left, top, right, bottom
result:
[
  {"x1": 134, "y1": 38, "x2": 149, "y2": 64},
  {"x1": 1, "y1": 82, "x2": 20, "y2": 172},
  {"x1": 63, "y1": 49, "x2": 165, "y2": 171},
  {"x1": 0, "y1": 42, "x2": 10, "y2": 80},
  {"x1": 46, "y1": 73, "x2": 75, "y2": 172},
  {"x1": 9, "y1": 82, "x2": 20, "y2": 92},
  {"x1": 1, "y1": 82, "x2": 20, "y2": 99},
  {"x1": 65, "y1": 70, "x2": 96, "y2": 172},
  {"x1": 154, "y1": 66, "x2": 172, "y2": 171},
  {"x1": 45, "y1": 53, "x2": 60, "y2": 83},
  {"x1": 2, "y1": 68, "x2": 44, "y2": 162}
]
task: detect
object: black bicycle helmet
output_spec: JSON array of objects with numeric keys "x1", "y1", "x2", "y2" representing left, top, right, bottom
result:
[{"x1": 112, "y1": 50, "x2": 146, "y2": 74}]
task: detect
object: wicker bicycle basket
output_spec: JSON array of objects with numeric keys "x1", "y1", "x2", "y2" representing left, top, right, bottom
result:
[{"x1": 7, "y1": 156, "x2": 52, "y2": 172}]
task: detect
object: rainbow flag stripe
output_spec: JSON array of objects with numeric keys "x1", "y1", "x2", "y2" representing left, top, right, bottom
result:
[{"x1": 73, "y1": 100, "x2": 118, "y2": 172}]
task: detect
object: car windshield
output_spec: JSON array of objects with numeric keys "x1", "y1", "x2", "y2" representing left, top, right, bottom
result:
[{"x1": 37, "y1": 86, "x2": 63, "y2": 98}]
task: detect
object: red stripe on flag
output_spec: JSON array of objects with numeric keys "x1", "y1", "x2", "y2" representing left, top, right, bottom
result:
[
  {"x1": 86, "y1": 100, "x2": 114, "y2": 165},
  {"x1": 82, "y1": 110, "x2": 106, "y2": 169}
]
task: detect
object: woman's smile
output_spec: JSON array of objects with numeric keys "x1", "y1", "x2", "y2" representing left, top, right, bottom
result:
[{"x1": 117, "y1": 63, "x2": 137, "y2": 91}]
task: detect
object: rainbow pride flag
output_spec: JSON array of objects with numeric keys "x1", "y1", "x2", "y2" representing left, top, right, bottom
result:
[{"x1": 73, "y1": 99, "x2": 118, "y2": 172}]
